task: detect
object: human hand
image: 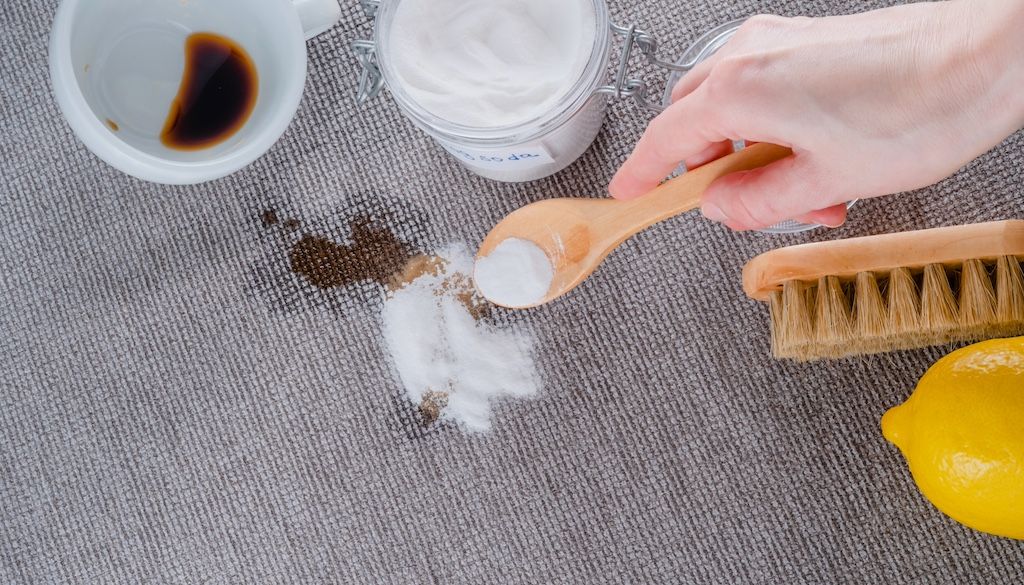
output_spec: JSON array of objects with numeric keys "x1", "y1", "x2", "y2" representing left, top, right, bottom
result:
[{"x1": 609, "y1": 0, "x2": 1024, "y2": 231}]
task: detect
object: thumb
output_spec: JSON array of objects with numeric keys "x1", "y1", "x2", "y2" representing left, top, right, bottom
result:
[{"x1": 700, "y1": 154, "x2": 840, "y2": 231}]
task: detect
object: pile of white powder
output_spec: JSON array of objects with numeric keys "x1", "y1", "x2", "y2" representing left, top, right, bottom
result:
[
  {"x1": 381, "y1": 244, "x2": 541, "y2": 432},
  {"x1": 473, "y1": 238, "x2": 555, "y2": 308}
]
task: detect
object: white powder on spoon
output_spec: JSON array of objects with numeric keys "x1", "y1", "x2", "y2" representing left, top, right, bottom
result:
[
  {"x1": 381, "y1": 244, "x2": 540, "y2": 432},
  {"x1": 473, "y1": 238, "x2": 554, "y2": 308}
]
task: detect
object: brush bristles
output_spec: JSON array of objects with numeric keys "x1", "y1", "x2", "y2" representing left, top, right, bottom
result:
[
  {"x1": 769, "y1": 290, "x2": 784, "y2": 357},
  {"x1": 958, "y1": 259, "x2": 996, "y2": 335},
  {"x1": 769, "y1": 256, "x2": 1024, "y2": 361},
  {"x1": 774, "y1": 281, "x2": 814, "y2": 356},
  {"x1": 995, "y1": 256, "x2": 1024, "y2": 335},
  {"x1": 814, "y1": 276, "x2": 853, "y2": 357},
  {"x1": 854, "y1": 271, "x2": 887, "y2": 343},
  {"x1": 886, "y1": 267, "x2": 921, "y2": 348},
  {"x1": 920, "y1": 263, "x2": 958, "y2": 341}
]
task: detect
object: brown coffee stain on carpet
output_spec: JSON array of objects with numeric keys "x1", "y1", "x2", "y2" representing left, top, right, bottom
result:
[
  {"x1": 290, "y1": 217, "x2": 414, "y2": 289},
  {"x1": 262, "y1": 208, "x2": 303, "y2": 231},
  {"x1": 418, "y1": 390, "x2": 450, "y2": 426},
  {"x1": 261, "y1": 209, "x2": 280, "y2": 227}
]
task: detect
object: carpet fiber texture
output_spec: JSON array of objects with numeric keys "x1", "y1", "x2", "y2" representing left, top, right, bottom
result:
[{"x1": 2, "y1": 0, "x2": 1023, "y2": 583}]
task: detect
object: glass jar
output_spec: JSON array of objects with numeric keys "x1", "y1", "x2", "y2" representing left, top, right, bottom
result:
[{"x1": 353, "y1": 0, "x2": 697, "y2": 183}]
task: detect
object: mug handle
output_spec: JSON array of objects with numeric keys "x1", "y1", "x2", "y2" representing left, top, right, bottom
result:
[{"x1": 293, "y1": 0, "x2": 341, "y2": 40}]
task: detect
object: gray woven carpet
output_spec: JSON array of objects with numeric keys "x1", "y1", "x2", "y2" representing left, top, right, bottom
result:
[{"x1": 3, "y1": 0, "x2": 1023, "y2": 583}]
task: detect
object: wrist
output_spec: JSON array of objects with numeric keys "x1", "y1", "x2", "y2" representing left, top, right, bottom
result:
[
  {"x1": 1006, "y1": 4, "x2": 1024, "y2": 121},
  {"x1": 959, "y1": 0, "x2": 1024, "y2": 124}
]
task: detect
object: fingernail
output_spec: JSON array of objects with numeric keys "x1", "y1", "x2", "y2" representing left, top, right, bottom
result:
[
  {"x1": 702, "y1": 203, "x2": 727, "y2": 223},
  {"x1": 822, "y1": 218, "x2": 846, "y2": 229}
]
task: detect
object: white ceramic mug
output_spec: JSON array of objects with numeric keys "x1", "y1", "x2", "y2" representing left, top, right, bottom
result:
[{"x1": 49, "y1": 0, "x2": 340, "y2": 185}]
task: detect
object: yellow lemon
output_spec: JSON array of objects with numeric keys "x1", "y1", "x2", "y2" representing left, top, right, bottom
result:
[{"x1": 882, "y1": 337, "x2": 1024, "y2": 540}]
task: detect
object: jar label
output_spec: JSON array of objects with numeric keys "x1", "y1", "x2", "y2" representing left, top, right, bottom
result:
[{"x1": 438, "y1": 141, "x2": 555, "y2": 169}]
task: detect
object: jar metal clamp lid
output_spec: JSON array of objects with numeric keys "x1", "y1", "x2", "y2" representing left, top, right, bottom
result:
[
  {"x1": 593, "y1": 22, "x2": 689, "y2": 113},
  {"x1": 352, "y1": 1, "x2": 383, "y2": 106}
]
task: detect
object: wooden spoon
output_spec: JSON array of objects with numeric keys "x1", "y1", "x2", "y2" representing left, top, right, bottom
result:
[{"x1": 475, "y1": 143, "x2": 793, "y2": 308}]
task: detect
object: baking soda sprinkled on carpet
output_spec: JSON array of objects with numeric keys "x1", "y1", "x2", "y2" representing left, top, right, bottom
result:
[
  {"x1": 474, "y1": 238, "x2": 554, "y2": 308},
  {"x1": 382, "y1": 244, "x2": 540, "y2": 432}
]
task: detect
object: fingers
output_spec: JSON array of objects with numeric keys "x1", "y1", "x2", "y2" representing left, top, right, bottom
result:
[
  {"x1": 609, "y1": 85, "x2": 726, "y2": 200},
  {"x1": 700, "y1": 153, "x2": 842, "y2": 231},
  {"x1": 671, "y1": 33, "x2": 737, "y2": 102},
  {"x1": 684, "y1": 141, "x2": 734, "y2": 171},
  {"x1": 670, "y1": 57, "x2": 717, "y2": 103}
]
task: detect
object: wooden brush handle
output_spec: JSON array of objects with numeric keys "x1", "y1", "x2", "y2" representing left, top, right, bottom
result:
[
  {"x1": 611, "y1": 143, "x2": 793, "y2": 232},
  {"x1": 743, "y1": 220, "x2": 1024, "y2": 301}
]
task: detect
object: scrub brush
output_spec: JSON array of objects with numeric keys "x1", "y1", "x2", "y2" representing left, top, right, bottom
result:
[{"x1": 742, "y1": 220, "x2": 1024, "y2": 360}]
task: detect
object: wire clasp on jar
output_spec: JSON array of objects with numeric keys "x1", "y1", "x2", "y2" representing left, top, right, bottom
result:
[
  {"x1": 596, "y1": 23, "x2": 696, "y2": 113},
  {"x1": 352, "y1": 0, "x2": 383, "y2": 105}
]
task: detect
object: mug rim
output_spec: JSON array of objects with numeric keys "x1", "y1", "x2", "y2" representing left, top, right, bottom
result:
[{"x1": 49, "y1": 0, "x2": 308, "y2": 185}]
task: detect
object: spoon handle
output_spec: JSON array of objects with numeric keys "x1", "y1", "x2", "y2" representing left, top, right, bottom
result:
[{"x1": 614, "y1": 143, "x2": 794, "y2": 232}]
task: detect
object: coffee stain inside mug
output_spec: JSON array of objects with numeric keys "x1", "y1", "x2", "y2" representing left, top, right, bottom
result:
[{"x1": 160, "y1": 32, "x2": 258, "y2": 151}]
